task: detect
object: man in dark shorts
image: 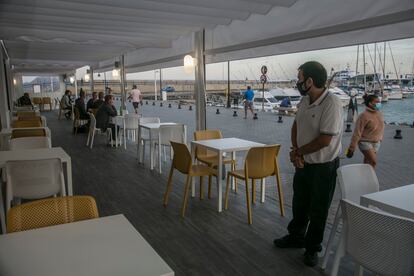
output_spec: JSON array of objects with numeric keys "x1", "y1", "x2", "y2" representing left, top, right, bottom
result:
[
  {"x1": 243, "y1": 86, "x2": 254, "y2": 119},
  {"x1": 128, "y1": 85, "x2": 142, "y2": 114}
]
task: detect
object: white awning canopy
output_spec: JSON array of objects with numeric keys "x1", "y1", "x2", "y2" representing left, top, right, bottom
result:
[{"x1": 1, "y1": 0, "x2": 413, "y2": 74}]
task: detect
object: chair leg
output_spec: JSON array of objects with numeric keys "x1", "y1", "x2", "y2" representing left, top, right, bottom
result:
[
  {"x1": 251, "y1": 179, "x2": 256, "y2": 204},
  {"x1": 199, "y1": 176, "x2": 204, "y2": 200},
  {"x1": 275, "y1": 161, "x2": 285, "y2": 216},
  {"x1": 90, "y1": 130, "x2": 96, "y2": 149},
  {"x1": 163, "y1": 166, "x2": 174, "y2": 207},
  {"x1": 330, "y1": 231, "x2": 346, "y2": 276},
  {"x1": 232, "y1": 162, "x2": 237, "y2": 193},
  {"x1": 224, "y1": 172, "x2": 232, "y2": 209},
  {"x1": 245, "y1": 176, "x2": 252, "y2": 224},
  {"x1": 322, "y1": 206, "x2": 342, "y2": 269},
  {"x1": 260, "y1": 178, "x2": 265, "y2": 203},
  {"x1": 86, "y1": 130, "x2": 90, "y2": 146},
  {"x1": 208, "y1": 175, "x2": 212, "y2": 199},
  {"x1": 181, "y1": 175, "x2": 192, "y2": 218}
]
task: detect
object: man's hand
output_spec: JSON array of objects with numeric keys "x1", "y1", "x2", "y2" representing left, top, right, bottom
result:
[{"x1": 290, "y1": 147, "x2": 304, "y2": 168}]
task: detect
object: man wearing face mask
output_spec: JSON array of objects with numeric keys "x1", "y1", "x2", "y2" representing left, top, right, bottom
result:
[{"x1": 274, "y1": 61, "x2": 343, "y2": 267}]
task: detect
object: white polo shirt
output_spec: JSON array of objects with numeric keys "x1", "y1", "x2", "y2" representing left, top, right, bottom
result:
[{"x1": 295, "y1": 89, "x2": 343, "y2": 164}]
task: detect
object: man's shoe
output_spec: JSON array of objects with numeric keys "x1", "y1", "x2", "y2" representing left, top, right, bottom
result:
[
  {"x1": 303, "y1": 251, "x2": 318, "y2": 267},
  {"x1": 273, "y1": 235, "x2": 305, "y2": 248}
]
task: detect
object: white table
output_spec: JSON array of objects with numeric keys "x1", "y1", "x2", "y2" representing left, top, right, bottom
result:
[
  {"x1": 191, "y1": 138, "x2": 264, "y2": 212},
  {"x1": 111, "y1": 115, "x2": 126, "y2": 148},
  {"x1": 361, "y1": 184, "x2": 414, "y2": 220},
  {"x1": 0, "y1": 215, "x2": 174, "y2": 276},
  {"x1": 137, "y1": 122, "x2": 180, "y2": 170},
  {"x1": 0, "y1": 127, "x2": 51, "y2": 150}
]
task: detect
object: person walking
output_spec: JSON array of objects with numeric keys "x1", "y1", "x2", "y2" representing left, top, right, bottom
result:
[
  {"x1": 128, "y1": 85, "x2": 142, "y2": 114},
  {"x1": 243, "y1": 86, "x2": 254, "y2": 119},
  {"x1": 347, "y1": 94, "x2": 384, "y2": 168},
  {"x1": 273, "y1": 61, "x2": 343, "y2": 267}
]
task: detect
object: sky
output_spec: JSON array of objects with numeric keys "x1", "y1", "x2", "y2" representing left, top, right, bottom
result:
[{"x1": 23, "y1": 38, "x2": 414, "y2": 83}]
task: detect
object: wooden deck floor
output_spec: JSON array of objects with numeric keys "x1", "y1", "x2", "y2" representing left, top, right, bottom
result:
[{"x1": 44, "y1": 103, "x2": 414, "y2": 276}]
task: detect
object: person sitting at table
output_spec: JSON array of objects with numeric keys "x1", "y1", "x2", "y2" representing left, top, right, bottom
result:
[
  {"x1": 86, "y1": 92, "x2": 98, "y2": 112},
  {"x1": 18, "y1": 93, "x2": 33, "y2": 107},
  {"x1": 96, "y1": 94, "x2": 118, "y2": 140},
  {"x1": 75, "y1": 90, "x2": 89, "y2": 120},
  {"x1": 61, "y1": 90, "x2": 73, "y2": 119},
  {"x1": 92, "y1": 92, "x2": 105, "y2": 109}
]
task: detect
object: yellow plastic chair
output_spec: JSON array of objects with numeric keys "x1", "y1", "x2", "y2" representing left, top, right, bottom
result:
[
  {"x1": 12, "y1": 120, "x2": 42, "y2": 128},
  {"x1": 11, "y1": 128, "x2": 46, "y2": 139},
  {"x1": 163, "y1": 141, "x2": 217, "y2": 217},
  {"x1": 225, "y1": 144, "x2": 285, "y2": 224},
  {"x1": 73, "y1": 107, "x2": 88, "y2": 135},
  {"x1": 194, "y1": 130, "x2": 237, "y2": 197},
  {"x1": 16, "y1": 111, "x2": 36, "y2": 118},
  {"x1": 32, "y1": 97, "x2": 43, "y2": 110},
  {"x1": 42, "y1": 97, "x2": 52, "y2": 111},
  {"x1": 7, "y1": 196, "x2": 99, "y2": 233}
]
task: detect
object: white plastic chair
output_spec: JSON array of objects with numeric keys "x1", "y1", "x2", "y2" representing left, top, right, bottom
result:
[
  {"x1": 139, "y1": 117, "x2": 160, "y2": 162},
  {"x1": 5, "y1": 158, "x2": 66, "y2": 212},
  {"x1": 331, "y1": 199, "x2": 414, "y2": 276},
  {"x1": 123, "y1": 113, "x2": 140, "y2": 149},
  {"x1": 86, "y1": 113, "x2": 113, "y2": 149},
  {"x1": 154, "y1": 124, "x2": 186, "y2": 173},
  {"x1": 322, "y1": 164, "x2": 379, "y2": 270},
  {"x1": 9, "y1": 136, "x2": 51, "y2": 150}
]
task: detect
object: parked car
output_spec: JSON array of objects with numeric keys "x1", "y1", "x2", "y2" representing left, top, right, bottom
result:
[{"x1": 162, "y1": 86, "x2": 175, "y2": 92}]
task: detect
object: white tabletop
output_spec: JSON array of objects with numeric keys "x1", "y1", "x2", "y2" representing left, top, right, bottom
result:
[
  {"x1": 0, "y1": 215, "x2": 174, "y2": 276},
  {"x1": 0, "y1": 147, "x2": 70, "y2": 165},
  {"x1": 140, "y1": 122, "x2": 178, "y2": 130},
  {"x1": 191, "y1": 137, "x2": 265, "y2": 152},
  {"x1": 361, "y1": 184, "x2": 414, "y2": 220}
]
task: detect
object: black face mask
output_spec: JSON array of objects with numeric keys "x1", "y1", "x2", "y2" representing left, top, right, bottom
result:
[{"x1": 296, "y1": 78, "x2": 311, "y2": 96}]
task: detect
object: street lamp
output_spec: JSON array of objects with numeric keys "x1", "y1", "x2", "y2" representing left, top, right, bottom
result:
[
  {"x1": 183, "y1": 55, "x2": 195, "y2": 74},
  {"x1": 84, "y1": 69, "x2": 90, "y2": 82},
  {"x1": 112, "y1": 61, "x2": 120, "y2": 79}
]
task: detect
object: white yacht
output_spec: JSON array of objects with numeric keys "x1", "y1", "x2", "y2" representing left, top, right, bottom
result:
[
  {"x1": 386, "y1": 85, "x2": 403, "y2": 100},
  {"x1": 329, "y1": 87, "x2": 350, "y2": 107},
  {"x1": 269, "y1": 88, "x2": 301, "y2": 106}
]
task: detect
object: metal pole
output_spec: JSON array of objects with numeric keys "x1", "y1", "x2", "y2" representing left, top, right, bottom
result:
[
  {"x1": 194, "y1": 30, "x2": 206, "y2": 130},
  {"x1": 154, "y1": 70, "x2": 157, "y2": 101},
  {"x1": 227, "y1": 61, "x2": 231, "y2": 108},
  {"x1": 74, "y1": 72, "x2": 78, "y2": 98},
  {"x1": 120, "y1": 55, "x2": 126, "y2": 110},
  {"x1": 89, "y1": 67, "x2": 94, "y2": 93},
  {"x1": 262, "y1": 83, "x2": 264, "y2": 111},
  {"x1": 355, "y1": 45, "x2": 359, "y2": 86},
  {"x1": 104, "y1": 71, "x2": 107, "y2": 92},
  {"x1": 50, "y1": 76, "x2": 54, "y2": 93},
  {"x1": 159, "y1": 68, "x2": 162, "y2": 100}
]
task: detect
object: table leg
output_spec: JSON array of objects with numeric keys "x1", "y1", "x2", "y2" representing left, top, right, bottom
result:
[
  {"x1": 149, "y1": 130, "x2": 154, "y2": 170},
  {"x1": 137, "y1": 127, "x2": 142, "y2": 163},
  {"x1": 158, "y1": 136, "x2": 162, "y2": 174},
  {"x1": 66, "y1": 159, "x2": 73, "y2": 196},
  {"x1": 115, "y1": 119, "x2": 119, "y2": 147},
  {"x1": 190, "y1": 143, "x2": 195, "y2": 197},
  {"x1": 217, "y1": 152, "x2": 223, "y2": 212},
  {"x1": 0, "y1": 184, "x2": 6, "y2": 233},
  {"x1": 260, "y1": 178, "x2": 266, "y2": 203},
  {"x1": 232, "y1": 151, "x2": 236, "y2": 190}
]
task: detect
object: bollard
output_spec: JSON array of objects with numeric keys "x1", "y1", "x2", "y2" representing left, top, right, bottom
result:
[
  {"x1": 278, "y1": 115, "x2": 283, "y2": 123},
  {"x1": 152, "y1": 101, "x2": 155, "y2": 106},
  {"x1": 394, "y1": 129, "x2": 403, "y2": 139},
  {"x1": 178, "y1": 104, "x2": 181, "y2": 109},
  {"x1": 146, "y1": 101, "x2": 148, "y2": 105},
  {"x1": 216, "y1": 108, "x2": 220, "y2": 114},
  {"x1": 140, "y1": 101, "x2": 143, "y2": 106},
  {"x1": 189, "y1": 105, "x2": 192, "y2": 111},
  {"x1": 253, "y1": 113, "x2": 258, "y2": 120},
  {"x1": 345, "y1": 123, "x2": 352, "y2": 132},
  {"x1": 233, "y1": 110, "x2": 238, "y2": 117},
  {"x1": 168, "y1": 103, "x2": 172, "y2": 108},
  {"x1": 412, "y1": 121, "x2": 414, "y2": 128},
  {"x1": 160, "y1": 102, "x2": 163, "y2": 107}
]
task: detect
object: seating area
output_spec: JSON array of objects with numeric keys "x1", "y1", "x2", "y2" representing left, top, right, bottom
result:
[{"x1": 1, "y1": 0, "x2": 413, "y2": 274}]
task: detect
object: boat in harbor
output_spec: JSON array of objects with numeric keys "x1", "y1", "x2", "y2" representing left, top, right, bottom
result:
[
  {"x1": 385, "y1": 85, "x2": 403, "y2": 100},
  {"x1": 329, "y1": 87, "x2": 350, "y2": 107}
]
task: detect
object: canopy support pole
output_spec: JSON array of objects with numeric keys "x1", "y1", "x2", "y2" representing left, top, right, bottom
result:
[
  {"x1": 227, "y1": 61, "x2": 231, "y2": 108},
  {"x1": 194, "y1": 30, "x2": 206, "y2": 130},
  {"x1": 89, "y1": 67, "x2": 94, "y2": 93},
  {"x1": 120, "y1": 54, "x2": 126, "y2": 110}
]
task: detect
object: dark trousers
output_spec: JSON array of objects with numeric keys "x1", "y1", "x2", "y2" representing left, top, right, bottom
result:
[
  {"x1": 109, "y1": 124, "x2": 119, "y2": 139},
  {"x1": 287, "y1": 157, "x2": 339, "y2": 253}
]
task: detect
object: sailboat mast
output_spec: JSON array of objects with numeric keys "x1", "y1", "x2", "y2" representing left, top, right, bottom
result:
[
  {"x1": 388, "y1": 42, "x2": 402, "y2": 91},
  {"x1": 363, "y1": 44, "x2": 367, "y2": 94},
  {"x1": 355, "y1": 45, "x2": 359, "y2": 86}
]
